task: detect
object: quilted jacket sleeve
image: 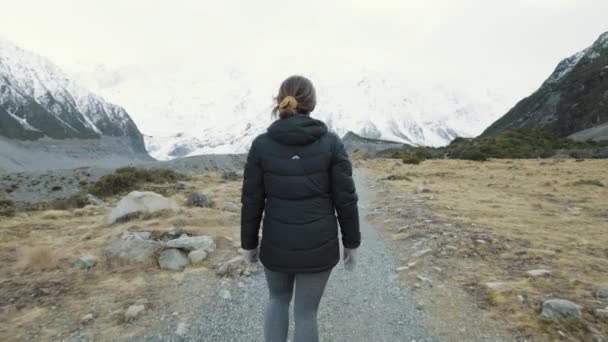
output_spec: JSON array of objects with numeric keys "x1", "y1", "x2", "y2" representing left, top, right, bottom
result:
[
  {"x1": 330, "y1": 135, "x2": 361, "y2": 249},
  {"x1": 240, "y1": 139, "x2": 266, "y2": 250}
]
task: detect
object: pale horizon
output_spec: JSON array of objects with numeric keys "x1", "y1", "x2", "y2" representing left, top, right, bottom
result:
[{"x1": 1, "y1": 0, "x2": 607, "y2": 103}]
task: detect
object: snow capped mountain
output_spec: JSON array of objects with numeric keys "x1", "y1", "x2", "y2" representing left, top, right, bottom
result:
[
  {"x1": 70, "y1": 62, "x2": 511, "y2": 160},
  {"x1": 0, "y1": 38, "x2": 147, "y2": 153}
]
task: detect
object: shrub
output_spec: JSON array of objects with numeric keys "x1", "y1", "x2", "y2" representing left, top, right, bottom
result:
[
  {"x1": 89, "y1": 167, "x2": 186, "y2": 198},
  {"x1": 0, "y1": 198, "x2": 15, "y2": 217},
  {"x1": 402, "y1": 155, "x2": 423, "y2": 165},
  {"x1": 49, "y1": 193, "x2": 90, "y2": 210},
  {"x1": 222, "y1": 171, "x2": 240, "y2": 181},
  {"x1": 571, "y1": 179, "x2": 604, "y2": 187}
]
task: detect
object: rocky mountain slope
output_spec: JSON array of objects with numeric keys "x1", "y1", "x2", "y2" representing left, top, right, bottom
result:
[
  {"x1": 483, "y1": 31, "x2": 608, "y2": 137},
  {"x1": 0, "y1": 38, "x2": 149, "y2": 161},
  {"x1": 70, "y1": 64, "x2": 511, "y2": 160}
]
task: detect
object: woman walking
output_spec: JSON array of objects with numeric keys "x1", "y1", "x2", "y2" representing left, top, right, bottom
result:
[{"x1": 240, "y1": 75, "x2": 361, "y2": 342}]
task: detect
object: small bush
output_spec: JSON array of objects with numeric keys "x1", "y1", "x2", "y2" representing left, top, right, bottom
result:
[
  {"x1": 222, "y1": 171, "x2": 240, "y2": 181},
  {"x1": 0, "y1": 198, "x2": 15, "y2": 217},
  {"x1": 89, "y1": 167, "x2": 186, "y2": 198},
  {"x1": 571, "y1": 179, "x2": 604, "y2": 187},
  {"x1": 402, "y1": 156, "x2": 423, "y2": 165},
  {"x1": 49, "y1": 193, "x2": 90, "y2": 210}
]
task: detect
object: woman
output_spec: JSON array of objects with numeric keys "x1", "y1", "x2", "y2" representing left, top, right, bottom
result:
[{"x1": 240, "y1": 75, "x2": 361, "y2": 342}]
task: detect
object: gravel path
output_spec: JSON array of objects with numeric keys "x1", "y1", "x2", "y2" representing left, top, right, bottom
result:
[{"x1": 137, "y1": 170, "x2": 436, "y2": 342}]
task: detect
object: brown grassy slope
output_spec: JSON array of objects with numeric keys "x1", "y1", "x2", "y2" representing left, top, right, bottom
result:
[
  {"x1": 0, "y1": 172, "x2": 242, "y2": 341},
  {"x1": 364, "y1": 159, "x2": 608, "y2": 341}
]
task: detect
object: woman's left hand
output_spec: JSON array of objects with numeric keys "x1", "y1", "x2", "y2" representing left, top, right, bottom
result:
[{"x1": 242, "y1": 248, "x2": 258, "y2": 263}]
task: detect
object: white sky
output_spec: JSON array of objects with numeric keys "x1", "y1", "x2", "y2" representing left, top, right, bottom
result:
[{"x1": 1, "y1": 0, "x2": 607, "y2": 101}]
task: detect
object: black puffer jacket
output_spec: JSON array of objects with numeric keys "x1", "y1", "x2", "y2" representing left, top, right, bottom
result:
[{"x1": 240, "y1": 114, "x2": 361, "y2": 273}]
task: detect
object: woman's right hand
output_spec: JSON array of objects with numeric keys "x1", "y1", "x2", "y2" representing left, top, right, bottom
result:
[
  {"x1": 243, "y1": 248, "x2": 258, "y2": 263},
  {"x1": 343, "y1": 248, "x2": 357, "y2": 271}
]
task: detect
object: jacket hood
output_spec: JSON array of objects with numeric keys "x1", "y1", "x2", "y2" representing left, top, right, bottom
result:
[{"x1": 267, "y1": 114, "x2": 328, "y2": 145}]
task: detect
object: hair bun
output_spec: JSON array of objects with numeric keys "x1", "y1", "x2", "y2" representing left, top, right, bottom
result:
[{"x1": 278, "y1": 96, "x2": 298, "y2": 111}]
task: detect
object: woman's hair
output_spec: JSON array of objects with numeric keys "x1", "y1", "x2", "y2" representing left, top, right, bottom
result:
[{"x1": 272, "y1": 75, "x2": 317, "y2": 119}]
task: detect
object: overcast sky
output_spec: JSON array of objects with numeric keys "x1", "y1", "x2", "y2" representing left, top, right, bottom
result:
[{"x1": 1, "y1": 0, "x2": 607, "y2": 100}]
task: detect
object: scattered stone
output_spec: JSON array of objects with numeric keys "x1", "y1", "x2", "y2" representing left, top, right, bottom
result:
[
  {"x1": 411, "y1": 248, "x2": 432, "y2": 258},
  {"x1": 415, "y1": 184, "x2": 430, "y2": 194},
  {"x1": 175, "y1": 181, "x2": 190, "y2": 190},
  {"x1": 124, "y1": 304, "x2": 145, "y2": 322},
  {"x1": 158, "y1": 249, "x2": 188, "y2": 271},
  {"x1": 527, "y1": 269, "x2": 552, "y2": 277},
  {"x1": 416, "y1": 274, "x2": 432, "y2": 283},
  {"x1": 188, "y1": 250, "x2": 208, "y2": 265},
  {"x1": 175, "y1": 322, "x2": 188, "y2": 336},
  {"x1": 594, "y1": 309, "x2": 608, "y2": 320},
  {"x1": 476, "y1": 239, "x2": 487, "y2": 244},
  {"x1": 85, "y1": 194, "x2": 106, "y2": 206},
  {"x1": 107, "y1": 191, "x2": 179, "y2": 224},
  {"x1": 396, "y1": 266, "x2": 409, "y2": 272},
  {"x1": 73, "y1": 255, "x2": 97, "y2": 270},
  {"x1": 219, "y1": 289, "x2": 232, "y2": 300},
  {"x1": 104, "y1": 237, "x2": 162, "y2": 265},
  {"x1": 432, "y1": 267, "x2": 443, "y2": 273},
  {"x1": 485, "y1": 282, "x2": 504, "y2": 289},
  {"x1": 445, "y1": 245, "x2": 458, "y2": 251},
  {"x1": 222, "y1": 202, "x2": 240, "y2": 213},
  {"x1": 517, "y1": 294, "x2": 528, "y2": 304},
  {"x1": 121, "y1": 231, "x2": 151, "y2": 241},
  {"x1": 407, "y1": 261, "x2": 418, "y2": 268},
  {"x1": 593, "y1": 286, "x2": 608, "y2": 299},
  {"x1": 539, "y1": 299, "x2": 582, "y2": 320},
  {"x1": 80, "y1": 313, "x2": 94, "y2": 325},
  {"x1": 186, "y1": 192, "x2": 212, "y2": 208},
  {"x1": 166, "y1": 234, "x2": 216, "y2": 252}
]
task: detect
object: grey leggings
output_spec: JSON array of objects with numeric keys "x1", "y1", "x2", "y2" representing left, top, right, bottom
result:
[{"x1": 264, "y1": 268, "x2": 332, "y2": 342}]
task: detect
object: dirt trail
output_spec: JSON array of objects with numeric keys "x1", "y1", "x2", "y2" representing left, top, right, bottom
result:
[{"x1": 130, "y1": 170, "x2": 434, "y2": 341}]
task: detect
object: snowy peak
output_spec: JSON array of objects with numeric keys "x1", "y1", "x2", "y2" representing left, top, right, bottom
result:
[
  {"x1": 71, "y1": 64, "x2": 510, "y2": 160},
  {"x1": 483, "y1": 31, "x2": 608, "y2": 137},
  {"x1": 0, "y1": 38, "x2": 147, "y2": 153}
]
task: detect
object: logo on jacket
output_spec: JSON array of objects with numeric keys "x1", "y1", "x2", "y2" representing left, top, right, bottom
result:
[{"x1": 291, "y1": 155, "x2": 300, "y2": 160}]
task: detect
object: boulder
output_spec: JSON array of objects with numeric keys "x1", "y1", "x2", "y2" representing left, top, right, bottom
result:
[
  {"x1": 188, "y1": 250, "x2": 208, "y2": 265},
  {"x1": 527, "y1": 269, "x2": 552, "y2": 277},
  {"x1": 124, "y1": 304, "x2": 145, "y2": 322},
  {"x1": 158, "y1": 249, "x2": 188, "y2": 271},
  {"x1": 539, "y1": 299, "x2": 582, "y2": 320},
  {"x1": 166, "y1": 234, "x2": 216, "y2": 252},
  {"x1": 104, "y1": 237, "x2": 161, "y2": 266},
  {"x1": 186, "y1": 192, "x2": 212, "y2": 208},
  {"x1": 107, "y1": 191, "x2": 179, "y2": 224},
  {"x1": 222, "y1": 202, "x2": 240, "y2": 213},
  {"x1": 73, "y1": 254, "x2": 97, "y2": 270}
]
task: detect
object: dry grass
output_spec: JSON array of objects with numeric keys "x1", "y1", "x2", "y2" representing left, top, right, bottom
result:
[
  {"x1": 0, "y1": 171, "x2": 242, "y2": 341},
  {"x1": 365, "y1": 158, "x2": 608, "y2": 341}
]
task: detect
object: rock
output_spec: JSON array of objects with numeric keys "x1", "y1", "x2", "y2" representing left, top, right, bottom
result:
[
  {"x1": 80, "y1": 313, "x2": 94, "y2": 325},
  {"x1": 107, "y1": 191, "x2": 179, "y2": 224},
  {"x1": 104, "y1": 237, "x2": 162, "y2": 266},
  {"x1": 188, "y1": 250, "x2": 208, "y2": 265},
  {"x1": 396, "y1": 266, "x2": 409, "y2": 272},
  {"x1": 416, "y1": 274, "x2": 432, "y2": 283},
  {"x1": 166, "y1": 234, "x2": 216, "y2": 252},
  {"x1": 411, "y1": 248, "x2": 432, "y2": 258},
  {"x1": 415, "y1": 184, "x2": 430, "y2": 194},
  {"x1": 219, "y1": 289, "x2": 232, "y2": 300},
  {"x1": 73, "y1": 255, "x2": 97, "y2": 270},
  {"x1": 124, "y1": 304, "x2": 145, "y2": 322},
  {"x1": 176, "y1": 322, "x2": 188, "y2": 336},
  {"x1": 539, "y1": 299, "x2": 582, "y2": 320},
  {"x1": 121, "y1": 231, "x2": 151, "y2": 241},
  {"x1": 186, "y1": 192, "x2": 212, "y2": 208},
  {"x1": 158, "y1": 249, "x2": 188, "y2": 271},
  {"x1": 594, "y1": 309, "x2": 608, "y2": 319},
  {"x1": 175, "y1": 181, "x2": 190, "y2": 190},
  {"x1": 485, "y1": 282, "x2": 505, "y2": 289},
  {"x1": 85, "y1": 194, "x2": 106, "y2": 206},
  {"x1": 527, "y1": 269, "x2": 552, "y2": 277},
  {"x1": 593, "y1": 286, "x2": 608, "y2": 299},
  {"x1": 222, "y1": 202, "x2": 240, "y2": 213}
]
